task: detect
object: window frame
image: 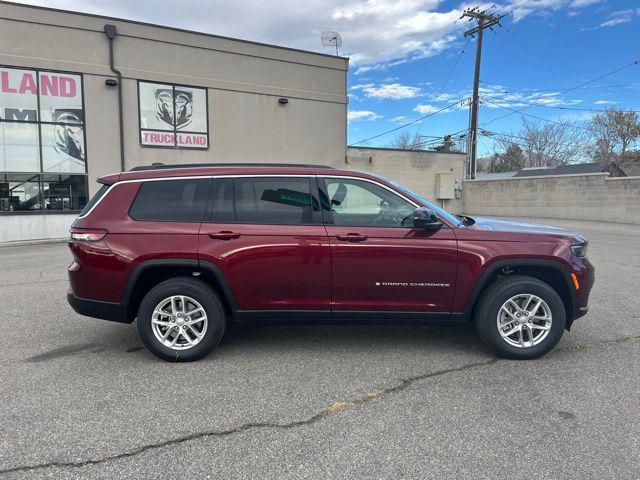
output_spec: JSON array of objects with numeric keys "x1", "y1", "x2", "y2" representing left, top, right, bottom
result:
[
  {"x1": 0, "y1": 64, "x2": 88, "y2": 214},
  {"x1": 318, "y1": 176, "x2": 420, "y2": 228},
  {"x1": 137, "y1": 80, "x2": 210, "y2": 151},
  {"x1": 206, "y1": 175, "x2": 322, "y2": 226}
]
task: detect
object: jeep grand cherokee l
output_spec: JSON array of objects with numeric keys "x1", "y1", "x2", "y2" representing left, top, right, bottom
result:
[{"x1": 67, "y1": 163, "x2": 594, "y2": 361}]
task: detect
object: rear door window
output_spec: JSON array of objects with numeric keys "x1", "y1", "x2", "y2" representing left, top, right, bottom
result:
[
  {"x1": 129, "y1": 178, "x2": 211, "y2": 222},
  {"x1": 233, "y1": 177, "x2": 319, "y2": 225}
]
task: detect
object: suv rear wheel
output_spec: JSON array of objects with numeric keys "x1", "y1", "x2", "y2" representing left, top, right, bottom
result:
[
  {"x1": 474, "y1": 275, "x2": 566, "y2": 359},
  {"x1": 137, "y1": 277, "x2": 226, "y2": 362}
]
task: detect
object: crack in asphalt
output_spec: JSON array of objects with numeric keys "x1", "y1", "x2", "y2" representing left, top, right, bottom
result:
[{"x1": 2, "y1": 333, "x2": 639, "y2": 476}]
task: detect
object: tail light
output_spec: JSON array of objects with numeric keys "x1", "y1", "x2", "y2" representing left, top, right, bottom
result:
[{"x1": 70, "y1": 228, "x2": 108, "y2": 242}]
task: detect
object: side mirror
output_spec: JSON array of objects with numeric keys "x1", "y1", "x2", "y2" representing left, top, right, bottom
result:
[{"x1": 412, "y1": 207, "x2": 443, "y2": 229}]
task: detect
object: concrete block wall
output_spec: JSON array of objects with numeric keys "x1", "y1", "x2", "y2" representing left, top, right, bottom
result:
[{"x1": 462, "y1": 173, "x2": 640, "y2": 225}]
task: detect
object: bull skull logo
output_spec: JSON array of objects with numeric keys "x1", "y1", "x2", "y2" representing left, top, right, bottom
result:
[
  {"x1": 155, "y1": 88, "x2": 193, "y2": 130},
  {"x1": 53, "y1": 110, "x2": 85, "y2": 162}
]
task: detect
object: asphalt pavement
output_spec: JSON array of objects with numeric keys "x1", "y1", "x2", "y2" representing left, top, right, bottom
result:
[{"x1": 1, "y1": 217, "x2": 639, "y2": 479}]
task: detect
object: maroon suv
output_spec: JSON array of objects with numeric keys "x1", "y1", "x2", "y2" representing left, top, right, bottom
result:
[{"x1": 67, "y1": 163, "x2": 594, "y2": 361}]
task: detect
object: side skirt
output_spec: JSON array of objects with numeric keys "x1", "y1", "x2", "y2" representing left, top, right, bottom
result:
[{"x1": 233, "y1": 310, "x2": 468, "y2": 326}]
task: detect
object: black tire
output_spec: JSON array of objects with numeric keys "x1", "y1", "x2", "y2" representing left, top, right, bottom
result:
[
  {"x1": 137, "y1": 277, "x2": 226, "y2": 362},
  {"x1": 474, "y1": 275, "x2": 566, "y2": 360}
]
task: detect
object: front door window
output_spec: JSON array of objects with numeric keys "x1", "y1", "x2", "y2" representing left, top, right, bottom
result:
[{"x1": 323, "y1": 178, "x2": 415, "y2": 227}]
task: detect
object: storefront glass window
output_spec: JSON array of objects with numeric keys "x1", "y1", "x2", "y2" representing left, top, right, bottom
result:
[
  {"x1": 0, "y1": 65, "x2": 87, "y2": 213},
  {"x1": 0, "y1": 174, "x2": 42, "y2": 212}
]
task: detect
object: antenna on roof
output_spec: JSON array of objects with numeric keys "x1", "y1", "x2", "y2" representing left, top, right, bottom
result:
[{"x1": 321, "y1": 31, "x2": 342, "y2": 56}]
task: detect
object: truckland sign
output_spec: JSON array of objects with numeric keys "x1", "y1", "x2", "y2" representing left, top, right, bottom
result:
[
  {"x1": 138, "y1": 81, "x2": 209, "y2": 149},
  {"x1": 0, "y1": 67, "x2": 86, "y2": 174}
]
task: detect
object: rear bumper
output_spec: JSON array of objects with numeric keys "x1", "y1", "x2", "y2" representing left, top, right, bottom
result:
[{"x1": 67, "y1": 290, "x2": 130, "y2": 323}]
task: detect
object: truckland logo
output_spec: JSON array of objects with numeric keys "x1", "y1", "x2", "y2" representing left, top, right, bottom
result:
[
  {"x1": 139, "y1": 82, "x2": 208, "y2": 149},
  {"x1": 155, "y1": 88, "x2": 193, "y2": 129}
]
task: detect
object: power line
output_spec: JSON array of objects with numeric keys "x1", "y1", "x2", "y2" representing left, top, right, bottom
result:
[
  {"x1": 483, "y1": 40, "x2": 578, "y2": 82},
  {"x1": 480, "y1": 59, "x2": 640, "y2": 128},
  {"x1": 348, "y1": 99, "x2": 465, "y2": 146},
  {"x1": 480, "y1": 129, "x2": 587, "y2": 150},
  {"x1": 482, "y1": 98, "x2": 591, "y2": 130},
  {"x1": 502, "y1": 27, "x2": 590, "y2": 79},
  {"x1": 486, "y1": 97, "x2": 640, "y2": 113},
  {"x1": 500, "y1": 26, "x2": 640, "y2": 102},
  {"x1": 416, "y1": 41, "x2": 468, "y2": 137},
  {"x1": 479, "y1": 81, "x2": 640, "y2": 92}
]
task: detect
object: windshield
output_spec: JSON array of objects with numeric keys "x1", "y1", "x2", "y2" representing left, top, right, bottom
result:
[{"x1": 373, "y1": 175, "x2": 463, "y2": 226}]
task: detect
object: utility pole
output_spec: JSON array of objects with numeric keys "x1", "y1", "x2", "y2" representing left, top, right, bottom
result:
[{"x1": 462, "y1": 8, "x2": 503, "y2": 179}]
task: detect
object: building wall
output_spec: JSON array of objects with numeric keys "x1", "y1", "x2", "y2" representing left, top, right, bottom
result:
[
  {"x1": 0, "y1": 2, "x2": 348, "y2": 241},
  {"x1": 0, "y1": 213, "x2": 75, "y2": 243},
  {"x1": 345, "y1": 147, "x2": 466, "y2": 213},
  {"x1": 462, "y1": 173, "x2": 640, "y2": 225}
]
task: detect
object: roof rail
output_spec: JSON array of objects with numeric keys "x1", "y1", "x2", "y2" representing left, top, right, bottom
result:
[{"x1": 129, "y1": 162, "x2": 334, "y2": 171}]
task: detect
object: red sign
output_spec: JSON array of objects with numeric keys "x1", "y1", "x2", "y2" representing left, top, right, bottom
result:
[
  {"x1": 0, "y1": 70, "x2": 78, "y2": 97},
  {"x1": 141, "y1": 131, "x2": 208, "y2": 148}
]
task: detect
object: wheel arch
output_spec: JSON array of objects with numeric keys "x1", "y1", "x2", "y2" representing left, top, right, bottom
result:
[
  {"x1": 122, "y1": 258, "x2": 238, "y2": 322},
  {"x1": 464, "y1": 259, "x2": 576, "y2": 325}
]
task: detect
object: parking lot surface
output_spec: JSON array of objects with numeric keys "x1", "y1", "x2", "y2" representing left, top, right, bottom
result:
[{"x1": 1, "y1": 217, "x2": 639, "y2": 479}]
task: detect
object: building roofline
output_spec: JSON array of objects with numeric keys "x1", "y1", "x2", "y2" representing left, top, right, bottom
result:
[{"x1": 0, "y1": 0, "x2": 349, "y2": 63}]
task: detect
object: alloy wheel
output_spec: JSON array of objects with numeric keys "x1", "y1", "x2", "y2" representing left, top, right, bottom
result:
[
  {"x1": 497, "y1": 294, "x2": 553, "y2": 348},
  {"x1": 151, "y1": 295, "x2": 208, "y2": 350}
]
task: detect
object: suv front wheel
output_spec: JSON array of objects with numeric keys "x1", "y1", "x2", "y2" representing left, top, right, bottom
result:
[
  {"x1": 475, "y1": 275, "x2": 566, "y2": 359},
  {"x1": 137, "y1": 277, "x2": 226, "y2": 362}
]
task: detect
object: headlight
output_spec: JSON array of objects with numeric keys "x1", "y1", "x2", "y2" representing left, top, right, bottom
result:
[{"x1": 571, "y1": 243, "x2": 588, "y2": 258}]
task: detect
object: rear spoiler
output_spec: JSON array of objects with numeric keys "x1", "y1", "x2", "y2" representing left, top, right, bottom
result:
[{"x1": 97, "y1": 173, "x2": 121, "y2": 186}]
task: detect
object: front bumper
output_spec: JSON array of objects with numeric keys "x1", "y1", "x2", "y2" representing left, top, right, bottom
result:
[{"x1": 67, "y1": 290, "x2": 130, "y2": 323}]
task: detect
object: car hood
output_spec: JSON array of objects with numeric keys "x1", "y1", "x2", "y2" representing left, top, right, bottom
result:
[{"x1": 464, "y1": 217, "x2": 587, "y2": 242}]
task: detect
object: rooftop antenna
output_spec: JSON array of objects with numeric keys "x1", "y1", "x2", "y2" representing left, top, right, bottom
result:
[{"x1": 321, "y1": 31, "x2": 342, "y2": 56}]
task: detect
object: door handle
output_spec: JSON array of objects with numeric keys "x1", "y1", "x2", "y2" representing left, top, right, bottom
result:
[
  {"x1": 208, "y1": 231, "x2": 241, "y2": 240},
  {"x1": 335, "y1": 233, "x2": 368, "y2": 242}
]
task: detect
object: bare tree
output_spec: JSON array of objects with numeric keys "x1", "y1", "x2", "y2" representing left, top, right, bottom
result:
[
  {"x1": 588, "y1": 107, "x2": 640, "y2": 166},
  {"x1": 389, "y1": 131, "x2": 423, "y2": 150},
  {"x1": 519, "y1": 118, "x2": 586, "y2": 167}
]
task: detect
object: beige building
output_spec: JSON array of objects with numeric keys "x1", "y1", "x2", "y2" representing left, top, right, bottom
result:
[{"x1": 0, "y1": 2, "x2": 348, "y2": 241}]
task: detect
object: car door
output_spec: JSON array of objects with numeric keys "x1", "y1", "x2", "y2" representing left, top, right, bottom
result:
[
  {"x1": 319, "y1": 176, "x2": 458, "y2": 315},
  {"x1": 198, "y1": 175, "x2": 331, "y2": 317}
]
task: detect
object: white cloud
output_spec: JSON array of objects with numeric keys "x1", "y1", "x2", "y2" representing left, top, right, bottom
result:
[
  {"x1": 413, "y1": 104, "x2": 443, "y2": 114},
  {"x1": 594, "y1": 99, "x2": 617, "y2": 105},
  {"x1": 569, "y1": 0, "x2": 602, "y2": 7},
  {"x1": 581, "y1": 8, "x2": 639, "y2": 30},
  {"x1": 13, "y1": 0, "x2": 610, "y2": 73},
  {"x1": 599, "y1": 9, "x2": 635, "y2": 27},
  {"x1": 350, "y1": 82, "x2": 422, "y2": 99},
  {"x1": 390, "y1": 115, "x2": 409, "y2": 123},
  {"x1": 348, "y1": 110, "x2": 382, "y2": 122}
]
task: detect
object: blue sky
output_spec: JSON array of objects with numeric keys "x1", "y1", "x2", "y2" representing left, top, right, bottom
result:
[
  {"x1": 16, "y1": 0, "x2": 640, "y2": 156},
  {"x1": 345, "y1": 0, "x2": 640, "y2": 154}
]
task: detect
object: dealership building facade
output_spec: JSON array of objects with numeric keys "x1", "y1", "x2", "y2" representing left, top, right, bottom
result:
[{"x1": 0, "y1": 2, "x2": 348, "y2": 241}]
